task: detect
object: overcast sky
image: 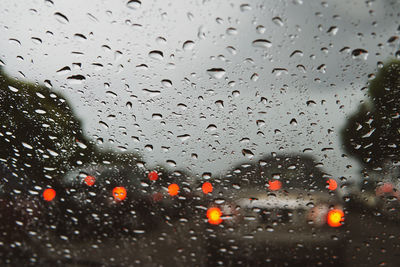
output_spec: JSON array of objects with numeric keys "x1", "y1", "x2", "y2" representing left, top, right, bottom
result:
[{"x1": 1, "y1": 0, "x2": 399, "y2": 183}]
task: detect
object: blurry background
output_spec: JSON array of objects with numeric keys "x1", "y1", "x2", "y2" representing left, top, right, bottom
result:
[
  {"x1": 1, "y1": 1, "x2": 400, "y2": 266},
  {"x1": 1, "y1": 0, "x2": 399, "y2": 184}
]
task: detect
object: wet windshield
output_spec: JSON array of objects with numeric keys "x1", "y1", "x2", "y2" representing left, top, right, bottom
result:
[{"x1": 1, "y1": 0, "x2": 399, "y2": 266}]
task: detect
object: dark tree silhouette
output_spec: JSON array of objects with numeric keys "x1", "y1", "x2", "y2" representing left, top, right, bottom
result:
[{"x1": 341, "y1": 60, "x2": 400, "y2": 169}]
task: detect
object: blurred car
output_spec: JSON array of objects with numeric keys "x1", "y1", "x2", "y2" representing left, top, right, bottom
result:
[
  {"x1": 202, "y1": 155, "x2": 347, "y2": 266},
  {"x1": 52, "y1": 158, "x2": 200, "y2": 240},
  {"x1": 349, "y1": 163, "x2": 400, "y2": 221}
]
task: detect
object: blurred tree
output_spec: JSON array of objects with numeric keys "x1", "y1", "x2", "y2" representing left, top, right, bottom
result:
[
  {"x1": 0, "y1": 68, "x2": 96, "y2": 191},
  {"x1": 0, "y1": 68, "x2": 147, "y2": 193},
  {"x1": 0, "y1": 67, "x2": 192, "y2": 243},
  {"x1": 341, "y1": 60, "x2": 400, "y2": 169}
]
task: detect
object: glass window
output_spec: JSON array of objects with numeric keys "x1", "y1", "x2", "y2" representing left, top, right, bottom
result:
[{"x1": 1, "y1": 0, "x2": 399, "y2": 265}]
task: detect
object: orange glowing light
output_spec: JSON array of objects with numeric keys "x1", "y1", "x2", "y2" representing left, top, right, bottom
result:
[
  {"x1": 84, "y1": 175, "x2": 96, "y2": 186},
  {"x1": 327, "y1": 209, "x2": 344, "y2": 227},
  {"x1": 112, "y1": 186, "x2": 127, "y2": 201},
  {"x1": 43, "y1": 188, "x2": 56, "y2": 201},
  {"x1": 148, "y1": 171, "x2": 159, "y2": 181},
  {"x1": 202, "y1": 182, "x2": 213, "y2": 194},
  {"x1": 168, "y1": 183, "x2": 179, "y2": 196},
  {"x1": 207, "y1": 207, "x2": 222, "y2": 225},
  {"x1": 327, "y1": 179, "x2": 337, "y2": 191},
  {"x1": 268, "y1": 180, "x2": 282, "y2": 191}
]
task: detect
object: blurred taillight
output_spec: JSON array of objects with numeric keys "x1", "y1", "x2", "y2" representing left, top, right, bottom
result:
[
  {"x1": 84, "y1": 175, "x2": 96, "y2": 186},
  {"x1": 327, "y1": 179, "x2": 337, "y2": 191},
  {"x1": 268, "y1": 180, "x2": 282, "y2": 191},
  {"x1": 202, "y1": 182, "x2": 213, "y2": 194},
  {"x1": 168, "y1": 183, "x2": 179, "y2": 196},
  {"x1": 207, "y1": 207, "x2": 222, "y2": 225},
  {"x1": 148, "y1": 171, "x2": 159, "y2": 181},
  {"x1": 112, "y1": 186, "x2": 127, "y2": 201},
  {"x1": 43, "y1": 188, "x2": 56, "y2": 201},
  {"x1": 327, "y1": 209, "x2": 344, "y2": 227}
]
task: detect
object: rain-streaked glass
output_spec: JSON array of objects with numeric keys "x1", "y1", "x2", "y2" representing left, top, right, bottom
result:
[{"x1": 0, "y1": 0, "x2": 399, "y2": 266}]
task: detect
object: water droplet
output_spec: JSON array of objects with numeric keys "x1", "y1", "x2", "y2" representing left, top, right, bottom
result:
[
  {"x1": 252, "y1": 39, "x2": 272, "y2": 49},
  {"x1": 226, "y1": 27, "x2": 238, "y2": 35},
  {"x1": 198, "y1": 26, "x2": 206, "y2": 40},
  {"x1": 272, "y1": 68, "x2": 288, "y2": 76},
  {"x1": 256, "y1": 25, "x2": 266, "y2": 34},
  {"x1": 8, "y1": 86, "x2": 18, "y2": 92},
  {"x1": 351, "y1": 48, "x2": 368, "y2": 60},
  {"x1": 250, "y1": 73, "x2": 259, "y2": 81},
  {"x1": 36, "y1": 92, "x2": 45, "y2": 99},
  {"x1": 327, "y1": 26, "x2": 338, "y2": 36},
  {"x1": 256, "y1": 120, "x2": 265, "y2": 127},
  {"x1": 387, "y1": 36, "x2": 399, "y2": 43},
  {"x1": 161, "y1": 79, "x2": 172, "y2": 87},
  {"x1": 44, "y1": 80, "x2": 52, "y2": 88},
  {"x1": 297, "y1": 64, "x2": 306, "y2": 73},
  {"x1": 106, "y1": 91, "x2": 117, "y2": 98},
  {"x1": 207, "y1": 124, "x2": 217, "y2": 131},
  {"x1": 156, "y1": 36, "x2": 166, "y2": 45},
  {"x1": 31, "y1": 37, "x2": 42, "y2": 44},
  {"x1": 207, "y1": 68, "x2": 226, "y2": 79},
  {"x1": 22, "y1": 142, "x2": 33, "y2": 149},
  {"x1": 240, "y1": 4, "x2": 251, "y2": 12},
  {"x1": 149, "y1": 50, "x2": 164, "y2": 60},
  {"x1": 35, "y1": 109, "x2": 46, "y2": 114},
  {"x1": 266, "y1": 226, "x2": 274, "y2": 232},
  {"x1": 74, "y1": 33, "x2": 87, "y2": 41},
  {"x1": 127, "y1": 0, "x2": 141, "y2": 9},
  {"x1": 290, "y1": 50, "x2": 303, "y2": 57},
  {"x1": 317, "y1": 64, "x2": 326, "y2": 73},
  {"x1": 54, "y1": 12, "x2": 69, "y2": 24},
  {"x1": 99, "y1": 121, "x2": 109, "y2": 129},
  {"x1": 136, "y1": 64, "x2": 148, "y2": 70},
  {"x1": 339, "y1": 47, "x2": 350, "y2": 53},
  {"x1": 215, "y1": 100, "x2": 224, "y2": 108},
  {"x1": 92, "y1": 63, "x2": 103, "y2": 70},
  {"x1": 182, "y1": 40, "x2": 195, "y2": 51},
  {"x1": 242, "y1": 149, "x2": 254, "y2": 159},
  {"x1": 226, "y1": 46, "x2": 237, "y2": 55},
  {"x1": 152, "y1": 113, "x2": 162, "y2": 120},
  {"x1": 177, "y1": 103, "x2": 187, "y2": 110},
  {"x1": 67, "y1": 75, "x2": 86, "y2": 84},
  {"x1": 87, "y1": 13, "x2": 98, "y2": 22},
  {"x1": 166, "y1": 160, "x2": 176, "y2": 167},
  {"x1": 142, "y1": 88, "x2": 161, "y2": 97},
  {"x1": 187, "y1": 12, "x2": 194, "y2": 21},
  {"x1": 177, "y1": 134, "x2": 190, "y2": 141},
  {"x1": 306, "y1": 100, "x2": 316, "y2": 106},
  {"x1": 56, "y1": 66, "x2": 71, "y2": 75},
  {"x1": 272, "y1": 17, "x2": 284, "y2": 26},
  {"x1": 396, "y1": 50, "x2": 400, "y2": 59},
  {"x1": 9, "y1": 40, "x2": 22, "y2": 49}
]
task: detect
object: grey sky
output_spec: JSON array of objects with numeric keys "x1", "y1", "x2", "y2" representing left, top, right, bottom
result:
[{"x1": 1, "y1": 0, "x2": 399, "y2": 183}]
